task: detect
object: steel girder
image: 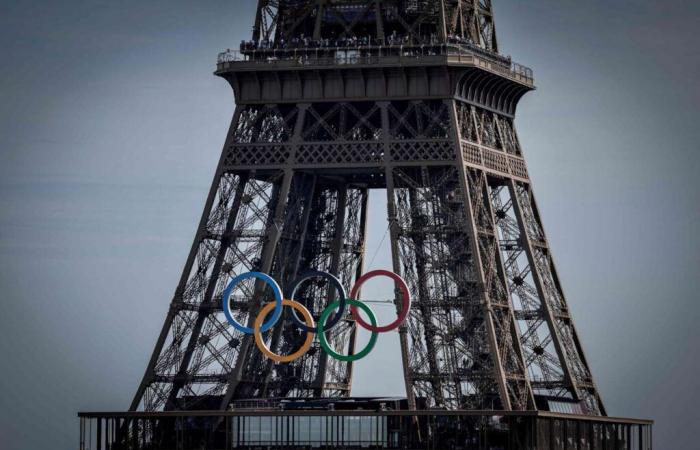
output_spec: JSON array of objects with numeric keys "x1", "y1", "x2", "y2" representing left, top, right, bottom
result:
[{"x1": 252, "y1": 0, "x2": 498, "y2": 50}]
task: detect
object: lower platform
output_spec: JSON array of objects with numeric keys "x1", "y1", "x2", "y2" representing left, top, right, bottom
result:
[{"x1": 79, "y1": 399, "x2": 652, "y2": 450}]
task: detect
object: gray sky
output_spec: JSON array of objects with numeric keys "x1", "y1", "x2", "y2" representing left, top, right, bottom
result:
[{"x1": 1, "y1": 1, "x2": 698, "y2": 449}]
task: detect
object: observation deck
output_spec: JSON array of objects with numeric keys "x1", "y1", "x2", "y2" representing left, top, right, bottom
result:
[
  {"x1": 79, "y1": 402, "x2": 653, "y2": 449},
  {"x1": 215, "y1": 40, "x2": 534, "y2": 112},
  {"x1": 216, "y1": 41, "x2": 534, "y2": 88}
]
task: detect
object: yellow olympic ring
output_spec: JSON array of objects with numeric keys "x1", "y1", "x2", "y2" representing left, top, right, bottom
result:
[{"x1": 253, "y1": 299, "x2": 315, "y2": 363}]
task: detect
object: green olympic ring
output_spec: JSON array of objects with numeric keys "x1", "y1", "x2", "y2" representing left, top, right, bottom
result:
[{"x1": 318, "y1": 299, "x2": 379, "y2": 362}]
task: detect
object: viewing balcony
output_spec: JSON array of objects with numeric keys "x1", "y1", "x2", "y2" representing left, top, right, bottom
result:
[
  {"x1": 216, "y1": 41, "x2": 534, "y2": 87},
  {"x1": 79, "y1": 406, "x2": 652, "y2": 449}
]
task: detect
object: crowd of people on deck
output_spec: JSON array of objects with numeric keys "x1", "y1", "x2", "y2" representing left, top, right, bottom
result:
[
  {"x1": 235, "y1": 27, "x2": 503, "y2": 54},
  {"x1": 239, "y1": 31, "x2": 458, "y2": 52},
  {"x1": 229, "y1": 31, "x2": 514, "y2": 67}
]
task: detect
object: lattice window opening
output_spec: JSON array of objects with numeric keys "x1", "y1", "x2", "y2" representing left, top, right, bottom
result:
[
  {"x1": 231, "y1": 180, "x2": 276, "y2": 227},
  {"x1": 490, "y1": 183, "x2": 552, "y2": 315},
  {"x1": 211, "y1": 250, "x2": 266, "y2": 312},
  {"x1": 233, "y1": 106, "x2": 297, "y2": 144},
  {"x1": 268, "y1": 351, "x2": 322, "y2": 397},
  {"x1": 458, "y1": 104, "x2": 522, "y2": 156},
  {"x1": 226, "y1": 145, "x2": 291, "y2": 166},
  {"x1": 478, "y1": 238, "x2": 508, "y2": 302},
  {"x1": 143, "y1": 382, "x2": 171, "y2": 411},
  {"x1": 533, "y1": 249, "x2": 567, "y2": 313},
  {"x1": 519, "y1": 320, "x2": 566, "y2": 380},
  {"x1": 268, "y1": 178, "x2": 320, "y2": 283},
  {"x1": 204, "y1": 174, "x2": 243, "y2": 236},
  {"x1": 388, "y1": 101, "x2": 451, "y2": 140},
  {"x1": 510, "y1": 279, "x2": 542, "y2": 317},
  {"x1": 393, "y1": 169, "x2": 466, "y2": 221},
  {"x1": 303, "y1": 189, "x2": 341, "y2": 250},
  {"x1": 214, "y1": 236, "x2": 267, "y2": 274},
  {"x1": 183, "y1": 317, "x2": 237, "y2": 376},
  {"x1": 174, "y1": 381, "x2": 225, "y2": 404},
  {"x1": 180, "y1": 239, "x2": 222, "y2": 304},
  {"x1": 476, "y1": 109, "x2": 498, "y2": 148},
  {"x1": 457, "y1": 380, "x2": 495, "y2": 407},
  {"x1": 296, "y1": 142, "x2": 384, "y2": 164},
  {"x1": 497, "y1": 118, "x2": 522, "y2": 156},
  {"x1": 153, "y1": 311, "x2": 200, "y2": 373},
  {"x1": 490, "y1": 185, "x2": 518, "y2": 231},
  {"x1": 505, "y1": 254, "x2": 540, "y2": 304},
  {"x1": 478, "y1": 20, "x2": 496, "y2": 52},
  {"x1": 490, "y1": 310, "x2": 523, "y2": 368},
  {"x1": 253, "y1": 0, "x2": 499, "y2": 49},
  {"x1": 338, "y1": 191, "x2": 367, "y2": 267},
  {"x1": 302, "y1": 102, "x2": 382, "y2": 142},
  {"x1": 457, "y1": 103, "x2": 479, "y2": 142},
  {"x1": 254, "y1": 0, "x2": 281, "y2": 43},
  {"x1": 271, "y1": 1, "x2": 449, "y2": 44},
  {"x1": 434, "y1": 339, "x2": 480, "y2": 378},
  {"x1": 556, "y1": 323, "x2": 592, "y2": 381},
  {"x1": 146, "y1": 382, "x2": 177, "y2": 411},
  {"x1": 466, "y1": 170, "x2": 494, "y2": 230},
  {"x1": 515, "y1": 183, "x2": 545, "y2": 241},
  {"x1": 390, "y1": 141, "x2": 456, "y2": 162}
]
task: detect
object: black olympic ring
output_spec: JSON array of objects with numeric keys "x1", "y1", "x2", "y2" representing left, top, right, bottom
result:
[{"x1": 286, "y1": 270, "x2": 347, "y2": 333}]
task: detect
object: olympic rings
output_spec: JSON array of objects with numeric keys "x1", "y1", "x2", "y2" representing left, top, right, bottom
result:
[
  {"x1": 350, "y1": 270, "x2": 411, "y2": 333},
  {"x1": 318, "y1": 299, "x2": 378, "y2": 362},
  {"x1": 287, "y1": 270, "x2": 347, "y2": 333},
  {"x1": 221, "y1": 269, "x2": 411, "y2": 363},
  {"x1": 254, "y1": 299, "x2": 315, "y2": 363},
  {"x1": 222, "y1": 272, "x2": 283, "y2": 334}
]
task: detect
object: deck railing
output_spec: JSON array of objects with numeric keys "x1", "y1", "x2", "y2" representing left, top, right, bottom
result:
[
  {"x1": 79, "y1": 409, "x2": 652, "y2": 449},
  {"x1": 216, "y1": 42, "x2": 534, "y2": 82}
]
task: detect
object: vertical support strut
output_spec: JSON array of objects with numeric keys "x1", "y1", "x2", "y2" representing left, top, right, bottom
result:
[
  {"x1": 450, "y1": 101, "x2": 518, "y2": 410},
  {"x1": 312, "y1": 184, "x2": 348, "y2": 396},
  {"x1": 381, "y1": 101, "x2": 418, "y2": 411},
  {"x1": 164, "y1": 174, "x2": 249, "y2": 409},
  {"x1": 507, "y1": 179, "x2": 579, "y2": 398},
  {"x1": 219, "y1": 169, "x2": 295, "y2": 405},
  {"x1": 509, "y1": 179, "x2": 605, "y2": 415}
]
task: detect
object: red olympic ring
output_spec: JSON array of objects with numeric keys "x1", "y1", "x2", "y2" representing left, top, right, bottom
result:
[{"x1": 349, "y1": 270, "x2": 411, "y2": 333}]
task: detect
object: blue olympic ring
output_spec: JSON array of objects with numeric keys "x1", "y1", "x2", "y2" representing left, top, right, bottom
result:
[{"x1": 222, "y1": 272, "x2": 284, "y2": 334}]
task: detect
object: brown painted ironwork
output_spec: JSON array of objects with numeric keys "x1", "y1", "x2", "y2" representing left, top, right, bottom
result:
[{"x1": 130, "y1": 0, "x2": 606, "y2": 417}]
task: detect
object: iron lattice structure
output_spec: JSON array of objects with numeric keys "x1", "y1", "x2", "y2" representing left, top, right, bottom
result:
[{"x1": 131, "y1": 0, "x2": 606, "y2": 416}]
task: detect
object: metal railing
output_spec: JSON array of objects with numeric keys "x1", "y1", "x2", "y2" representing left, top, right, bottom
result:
[
  {"x1": 79, "y1": 409, "x2": 652, "y2": 450},
  {"x1": 216, "y1": 42, "x2": 533, "y2": 82}
]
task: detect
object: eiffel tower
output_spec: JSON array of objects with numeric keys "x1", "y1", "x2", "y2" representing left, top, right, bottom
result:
[{"x1": 130, "y1": 0, "x2": 606, "y2": 416}]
